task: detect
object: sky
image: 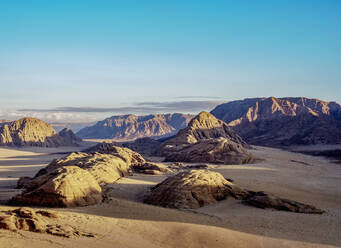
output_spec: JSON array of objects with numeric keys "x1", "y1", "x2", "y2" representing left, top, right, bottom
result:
[{"x1": 0, "y1": 0, "x2": 340, "y2": 123}]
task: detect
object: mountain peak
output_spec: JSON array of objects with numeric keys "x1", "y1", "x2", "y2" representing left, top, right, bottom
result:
[{"x1": 166, "y1": 111, "x2": 247, "y2": 146}]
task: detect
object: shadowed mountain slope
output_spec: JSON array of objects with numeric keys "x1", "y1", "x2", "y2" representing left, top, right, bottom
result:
[
  {"x1": 161, "y1": 111, "x2": 253, "y2": 164},
  {"x1": 77, "y1": 113, "x2": 194, "y2": 140},
  {"x1": 211, "y1": 97, "x2": 341, "y2": 146}
]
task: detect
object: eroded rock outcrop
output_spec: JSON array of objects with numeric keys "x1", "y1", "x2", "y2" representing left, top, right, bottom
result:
[
  {"x1": 132, "y1": 162, "x2": 172, "y2": 175},
  {"x1": 58, "y1": 128, "x2": 82, "y2": 145},
  {"x1": 145, "y1": 170, "x2": 247, "y2": 209},
  {"x1": 165, "y1": 111, "x2": 247, "y2": 146},
  {"x1": 35, "y1": 152, "x2": 132, "y2": 185},
  {"x1": 84, "y1": 143, "x2": 146, "y2": 167},
  {"x1": 0, "y1": 207, "x2": 95, "y2": 237},
  {"x1": 12, "y1": 166, "x2": 102, "y2": 207},
  {"x1": 161, "y1": 112, "x2": 253, "y2": 164},
  {"x1": 146, "y1": 170, "x2": 324, "y2": 214},
  {"x1": 122, "y1": 137, "x2": 161, "y2": 156},
  {"x1": 13, "y1": 146, "x2": 150, "y2": 207},
  {"x1": 164, "y1": 137, "x2": 254, "y2": 164},
  {"x1": 0, "y1": 117, "x2": 80, "y2": 147},
  {"x1": 242, "y1": 191, "x2": 324, "y2": 214}
]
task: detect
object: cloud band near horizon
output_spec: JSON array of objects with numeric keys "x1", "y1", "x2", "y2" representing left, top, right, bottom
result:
[
  {"x1": 17, "y1": 100, "x2": 224, "y2": 114},
  {"x1": 1, "y1": 100, "x2": 225, "y2": 123}
]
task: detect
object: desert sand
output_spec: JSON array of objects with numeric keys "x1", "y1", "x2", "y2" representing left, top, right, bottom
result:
[{"x1": 0, "y1": 145, "x2": 340, "y2": 248}]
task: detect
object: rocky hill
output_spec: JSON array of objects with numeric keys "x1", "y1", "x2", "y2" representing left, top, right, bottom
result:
[
  {"x1": 165, "y1": 111, "x2": 247, "y2": 146},
  {"x1": 211, "y1": 97, "x2": 341, "y2": 146},
  {"x1": 58, "y1": 128, "x2": 82, "y2": 145},
  {"x1": 161, "y1": 111, "x2": 253, "y2": 164},
  {"x1": 0, "y1": 117, "x2": 82, "y2": 147},
  {"x1": 76, "y1": 113, "x2": 194, "y2": 141}
]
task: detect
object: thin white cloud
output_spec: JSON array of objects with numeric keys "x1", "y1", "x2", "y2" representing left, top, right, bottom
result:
[
  {"x1": 2, "y1": 100, "x2": 225, "y2": 124},
  {"x1": 0, "y1": 109, "x2": 98, "y2": 124},
  {"x1": 18, "y1": 100, "x2": 224, "y2": 114}
]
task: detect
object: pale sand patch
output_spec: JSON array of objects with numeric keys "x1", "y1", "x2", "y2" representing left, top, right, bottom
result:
[{"x1": 0, "y1": 145, "x2": 340, "y2": 247}]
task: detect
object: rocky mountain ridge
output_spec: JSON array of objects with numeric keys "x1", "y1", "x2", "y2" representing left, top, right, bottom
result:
[
  {"x1": 76, "y1": 113, "x2": 194, "y2": 141},
  {"x1": 211, "y1": 97, "x2": 341, "y2": 146}
]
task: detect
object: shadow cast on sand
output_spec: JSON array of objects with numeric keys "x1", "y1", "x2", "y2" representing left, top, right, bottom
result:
[
  {"x1": 56, "y1": 181, "x2": 340, "y2": 248},
  {"x1": 1, "y1": 145, "x2": 340, "y2": 247},
  {"x1": 2, "y1": 173, "x2": 340, "y2": 247}
]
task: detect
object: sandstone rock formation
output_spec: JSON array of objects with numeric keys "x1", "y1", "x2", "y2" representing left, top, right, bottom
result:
[
  {"x1": 76, "y1": 113, "x2": 194, "y2": 140},
  {"x1": 122, "y1": 137, "x2": 161, "y2": 156},
  {"x1": 132, "y1": 162, "x2": 172, "y2": 175},
  {"x1": 58, "y1": 128, "x2": 82, "y2": 145},
  {"x1": 16, "y1": 177, "x2": 33, "y2": 189},
  {"x1": 165, "y1": 111, "x2": 247, "y2": 145},
  {"x1": 36, "y1": 152, "x2": 132, "y2": 184},
  {"x1": 0, "y1": 117, "x2": 80, "y2": 147},
  {"x1": 146, "y1": 170, "x2": 324, "y2": 214},
  {"x1": 84, "y1": 143, "x2": 146, "y2": 167},
  {"x1": 164, "y1": 137, "x2": 254, "y2": 164},
  {"x1": 161, "y1": 112, "x2": 253, "y2": 164},
  {"x1": 12, "y1": 166, "x2": 102, "y2": 207},
  {"x1": 211, "y1": 97, "x2": 341, "y2": 146},
  {"x1": 242, "y1": 191, "x2": 324, "y2": 214},
  {"x1": 145, "y1": 170, "x2": 247, "y2": 209},
  {"x1": 13, "y1": 146, "x2": 150, "y2": 207},
  {"x1": 0, "y1": 207, "x2": 95, "y2": 237}
]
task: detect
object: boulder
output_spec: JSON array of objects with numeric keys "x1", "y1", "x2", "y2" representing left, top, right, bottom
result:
[{"x1": 145, "y1": 170, "x2": 247, "y2": 209}]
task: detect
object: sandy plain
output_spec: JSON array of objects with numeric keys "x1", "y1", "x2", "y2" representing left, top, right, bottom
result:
[{"x1": 0, "y1": 145, "x2": 340, "y2": 248}]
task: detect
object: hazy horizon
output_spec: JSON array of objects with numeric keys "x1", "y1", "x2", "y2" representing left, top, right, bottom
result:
[{"x1": 1, "y1": 1, "x2": 340, "y2": 123}]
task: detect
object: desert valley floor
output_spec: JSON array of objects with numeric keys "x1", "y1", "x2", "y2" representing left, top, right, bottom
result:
[{"x1": 0, "y1": 144, "x2": 340, "y2": 248}]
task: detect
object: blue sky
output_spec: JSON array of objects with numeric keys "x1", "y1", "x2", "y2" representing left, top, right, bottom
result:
[{"x1": 0, "y1": 0, "x2": 340, "y2": 123}]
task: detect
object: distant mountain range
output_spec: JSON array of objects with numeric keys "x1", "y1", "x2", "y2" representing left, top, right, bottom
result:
[
  {"x1": 3, "y1": 97, "x2": 340, "y2": 147},
  {"x1": 76, "y1": 113, "x2": 194, "y2": 141},
  {"x1": 211, "y1": 97, "x2": 341, "y2": 146}
]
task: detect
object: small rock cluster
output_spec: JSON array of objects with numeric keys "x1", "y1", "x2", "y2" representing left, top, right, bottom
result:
[{"x1": 0, "y1": 207, "x2": 95, "y2": 238}]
